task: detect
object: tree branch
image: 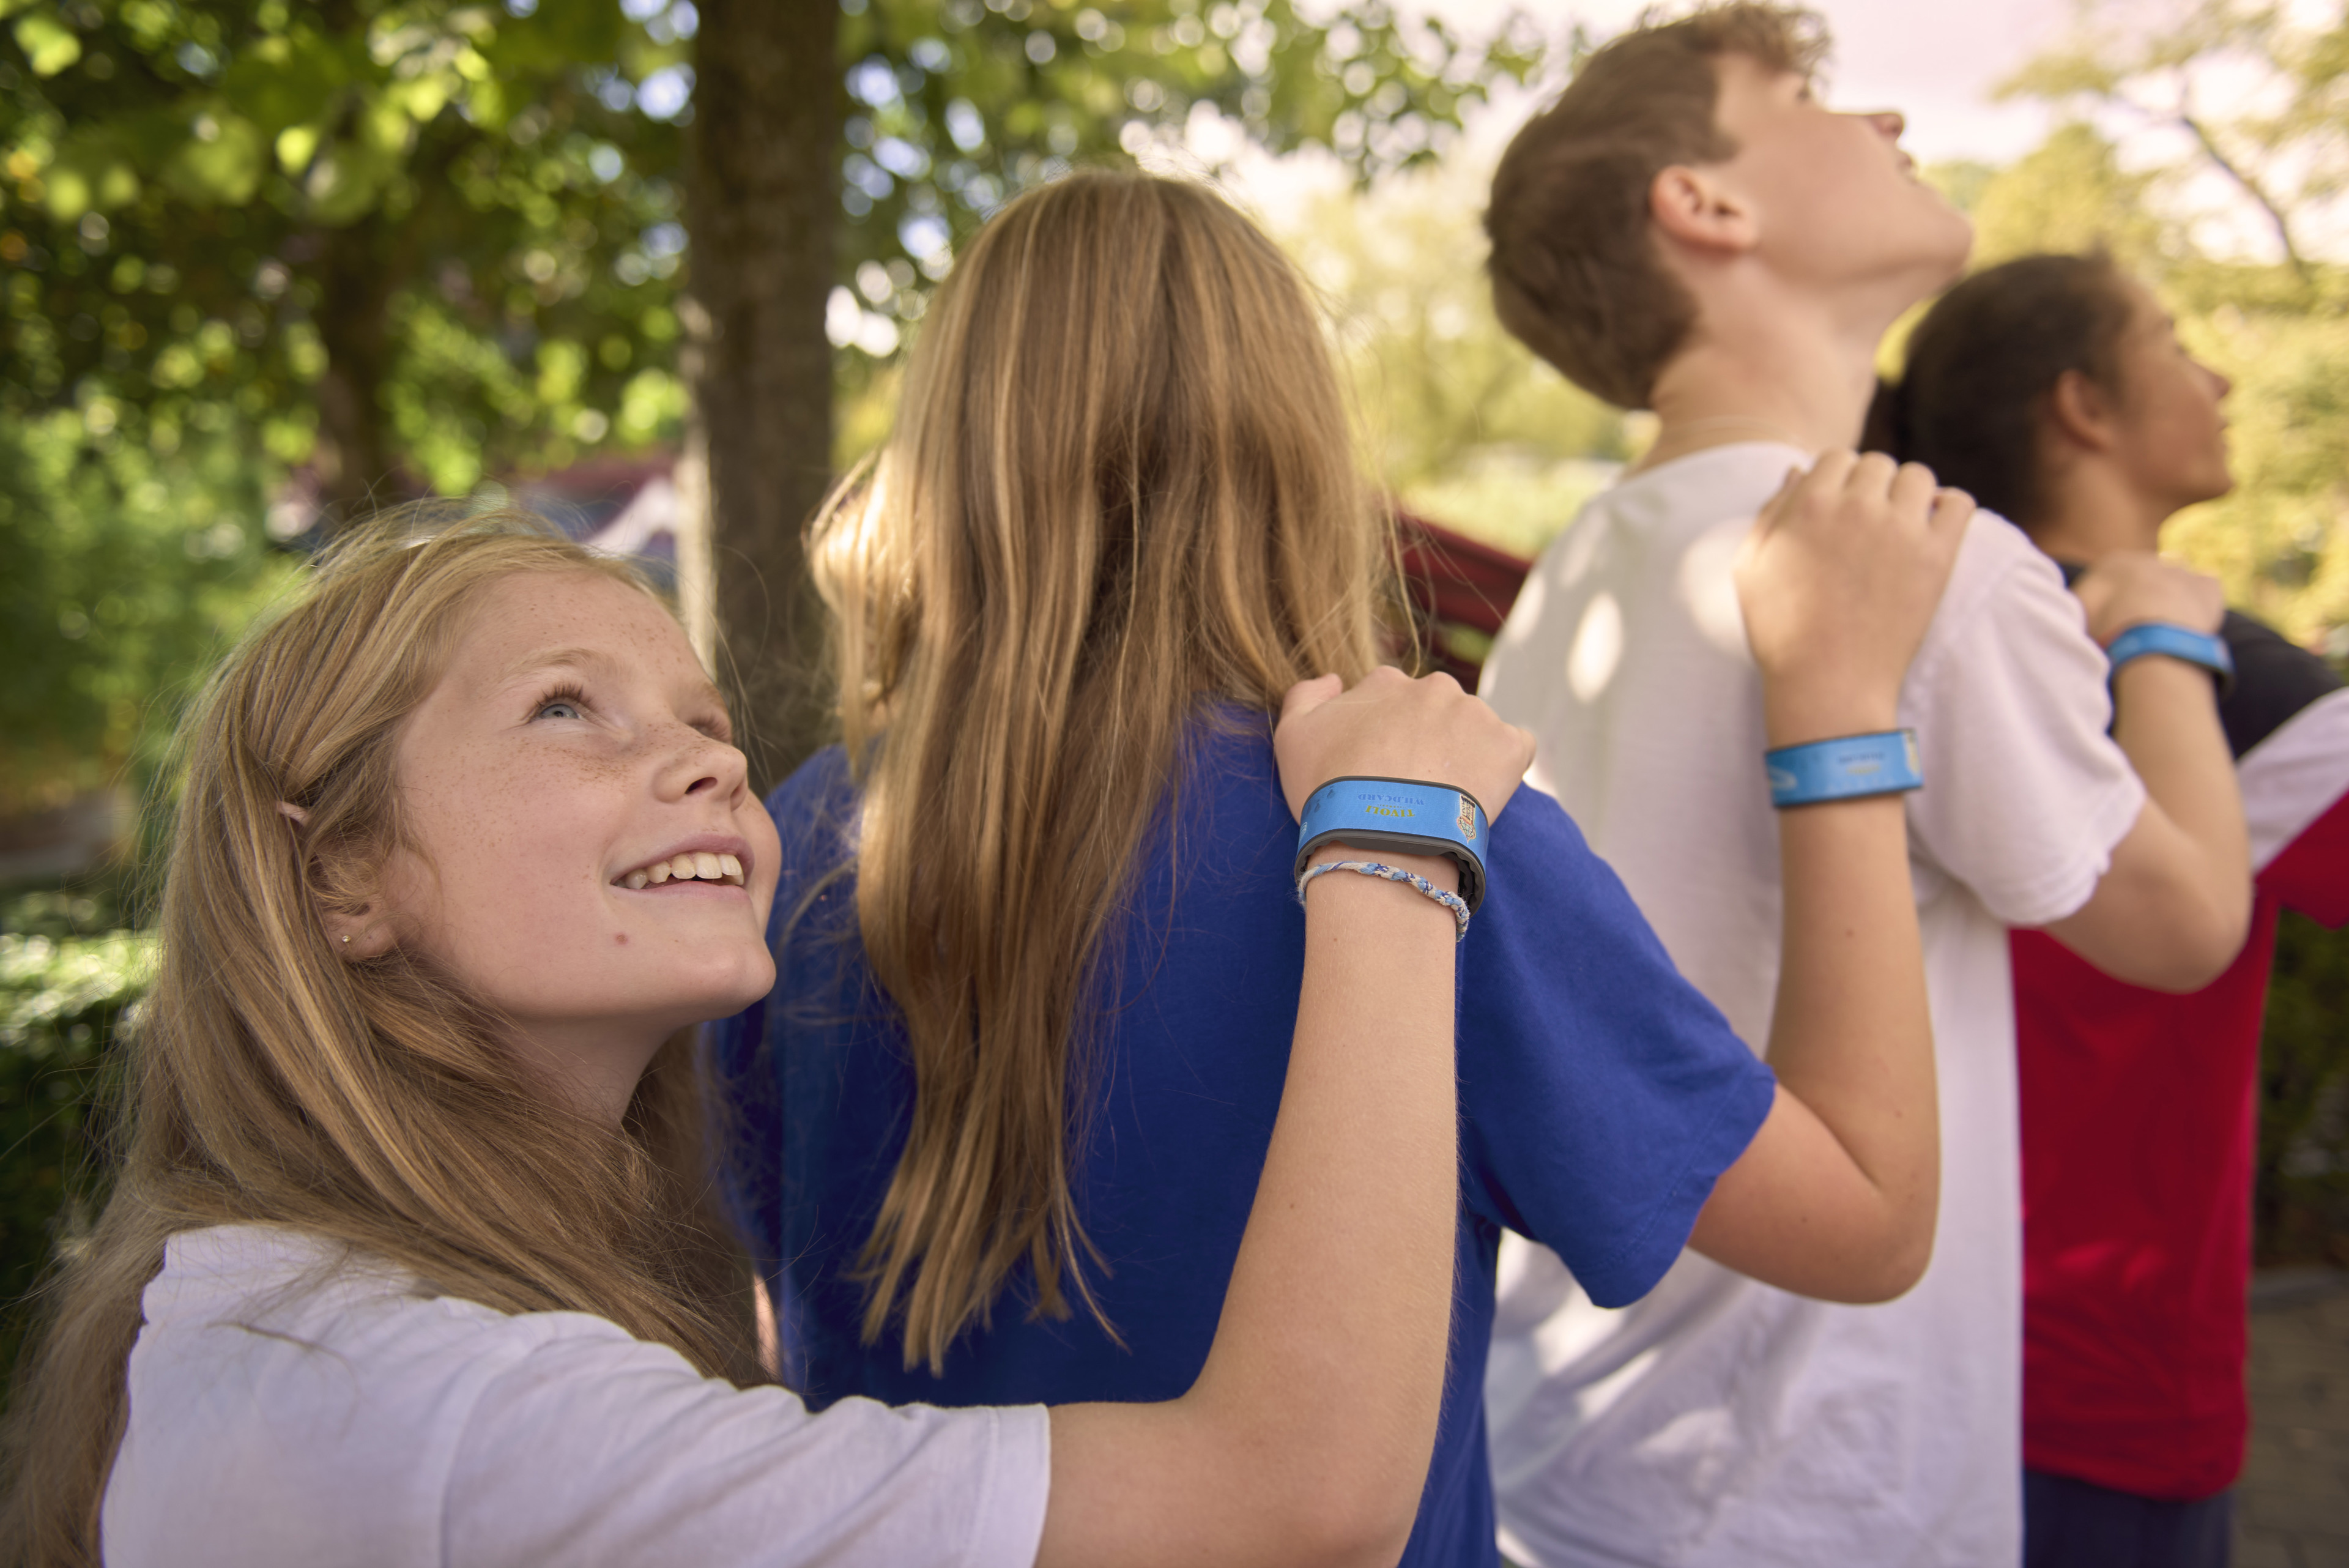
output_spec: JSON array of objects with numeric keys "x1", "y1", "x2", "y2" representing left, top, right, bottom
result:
[{"x1": 2176, "y1": 110, "x2": 2309, "y2": 278}]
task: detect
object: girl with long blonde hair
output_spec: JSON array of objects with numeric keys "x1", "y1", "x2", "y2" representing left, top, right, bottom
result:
[
  {"x1": 719, "y1": 168, "x2": 1972, "y2": 1567},
  {"x1": 0, "y1": 505, "x2": 1551, "y2": 1568}
]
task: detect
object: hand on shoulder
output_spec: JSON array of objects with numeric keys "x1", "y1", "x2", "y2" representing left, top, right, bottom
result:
[
  {"x1": 2069, "y1": 551, "x2": 2225, "y2": 644},
  {"x1": 1735, "y1": 451, "x2": 1972, "y2": 744},
  {"x1": 1272, "y1": 667, "x2": 1535, "y2": 823}
]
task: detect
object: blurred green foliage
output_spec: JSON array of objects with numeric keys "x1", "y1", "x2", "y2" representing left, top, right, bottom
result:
[
  {"x1": 1254, "y1": 159, "x2": 1628, "y2": 560},
  {"x1": 821, "y1": 0, "x2": 1541, "y2": 341},
  {"x1": 0, "y1": 0, "x2": 1543, "y2": 510},
  {"x1": 0, "y1": 888, "x2": 143, "y2": 1395},
  {"x1": 0, "y1": 0, "x2": 700, "y2": 505},
  {"x1": 0, "y1": 411, "x2": 297, "y2": 813},
  {"x1": 2260, "y1": 910, "x2": 2349, "y2": 1266}
]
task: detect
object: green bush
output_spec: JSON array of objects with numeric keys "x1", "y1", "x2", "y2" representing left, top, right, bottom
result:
[
  {"x1": 0, "y1": 891, "x2": 143, "y2": 1398},
  {"x1": 2256, "y1": 910, "x2": 2349, "y2": 1266}
]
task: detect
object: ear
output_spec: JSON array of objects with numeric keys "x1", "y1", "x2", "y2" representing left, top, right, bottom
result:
[
  {"x1": 281, "y1": 805, "x2": 398, "y2": 959},
  {"x1": 321, "y1": 901, "x2": 397, "y2": 960},
  {"x1": 2046, "y1": 368, "x2": 2119, "y2": 456},
  {"x1": 1649, "y1": 165, "x2": 1760, "y2": 259}
]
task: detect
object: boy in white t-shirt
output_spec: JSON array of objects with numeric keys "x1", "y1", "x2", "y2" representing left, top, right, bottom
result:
[{"x1": 1474, "y1": 6, "x2": 2251, "y2": 1566}]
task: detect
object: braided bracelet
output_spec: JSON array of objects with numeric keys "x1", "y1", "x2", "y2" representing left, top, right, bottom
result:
[{"x1": 1296, "y1": 858, "x2": 1472, "y2": 942}]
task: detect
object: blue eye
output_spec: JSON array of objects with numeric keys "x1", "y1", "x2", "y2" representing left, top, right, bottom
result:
[{"x1": 533, "y1": 685, "x2": 590, "y2": 721}]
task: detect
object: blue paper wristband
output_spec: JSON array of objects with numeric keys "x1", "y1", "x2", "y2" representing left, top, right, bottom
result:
[
  {"x1": 1764, "y1": 730, "x2": 1923, "y2": 809},
  {"x1": 2106, "y1": 622, "x2": 2234, "y2": 689},
  {"x1": 1294, "y1": 776, "x2": 1489, "y2": 912}
]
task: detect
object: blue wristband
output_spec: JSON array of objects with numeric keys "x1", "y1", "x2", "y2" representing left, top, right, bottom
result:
[
  {"x1": 2106, "y1": 623, "x2": 2234, "y2": 689},
  {"x1": 1764, "y1": 730, "x2": 1923, "y2": 809},
  {"x1": 1294, "y1": 776, "x2": 1489, "y2": 912}
]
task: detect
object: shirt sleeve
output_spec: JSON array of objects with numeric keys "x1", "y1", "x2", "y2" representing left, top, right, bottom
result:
[
  {"x1": 2243, "y1": 689, "x2": 2349, "y2": 927},
  {"x1": 444, "y1": 1318, "x2": 1052, "y2": 1568},
  {"x1": 1899, "y1": 517, "x2": 2145, "y2": 928},
  {"x1": 1458, "y1": 790, "x2": 1778, "y2": 1307}
]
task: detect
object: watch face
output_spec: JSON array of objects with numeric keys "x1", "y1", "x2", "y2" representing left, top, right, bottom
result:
[{"x1": 1456, "y1": 792, "x2": 1477, "y2": 841}]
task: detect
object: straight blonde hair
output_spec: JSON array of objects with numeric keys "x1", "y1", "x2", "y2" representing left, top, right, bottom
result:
[
  {"x1": 0, "y1": 511, "x2": 754, "y2": 1568},
  {"x1": 809, "y1": 169, "x2": 1390, "y2": 1373}
]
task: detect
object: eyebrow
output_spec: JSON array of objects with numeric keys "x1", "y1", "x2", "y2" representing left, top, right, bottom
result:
[{"x1": 500, "y1": 645, "x2": 627, "y2": 684}]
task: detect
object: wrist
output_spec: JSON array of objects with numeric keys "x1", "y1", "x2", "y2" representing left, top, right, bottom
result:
[
  {"x1": 1764, "y1": 728, "x2": 1922, "y2": 809},
  {"x1": 1760, "y1": 681, "x2": 1902, "y2": 752},
  {"x1": 2104, "y1": 622, "x2": 2233, "y2": 691},
  {"x1": 1302, "y1": 842, "x2": 1459, "y2": 895},
  {"x1": 2110, "y1": 649, "x2": 2224, "y2": 704}
]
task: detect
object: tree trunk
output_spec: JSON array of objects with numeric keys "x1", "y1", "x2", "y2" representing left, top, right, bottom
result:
[
  {"x1": 311, "y1": 215, "x2": 401, "y2": 526},
  {"x1": 685, "y1": 0, "x2": 841, "y2": 792}
]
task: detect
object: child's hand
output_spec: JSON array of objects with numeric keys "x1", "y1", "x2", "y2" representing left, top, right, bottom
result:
[
  {"x1": 2070, "y1": 552, "x2": 2225, "y2": 645},
  {"x1": 1735, "y1": 451, "x2": 1972, "y2": 746},
  {"x1": 1273, "y1": 667, "x2": 1535, "y2": 824}
]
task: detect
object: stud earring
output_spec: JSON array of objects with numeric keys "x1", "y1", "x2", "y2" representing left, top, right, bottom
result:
[{"x1": 341, "y1": 934, "x2": 351, "y2": 945}]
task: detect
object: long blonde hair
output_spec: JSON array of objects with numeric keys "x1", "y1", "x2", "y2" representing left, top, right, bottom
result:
[
  {"x1": 809, "y1": 169, "x2": 1390, "y2": 1373},
  {"x1": 1, "y1": 511, "x2": 754, "y2": 1568}
]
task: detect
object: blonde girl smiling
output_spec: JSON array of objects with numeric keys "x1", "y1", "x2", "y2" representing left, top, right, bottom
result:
[{"x1": 0, "y1": 510, "x2": 1539, "y2": 1568}]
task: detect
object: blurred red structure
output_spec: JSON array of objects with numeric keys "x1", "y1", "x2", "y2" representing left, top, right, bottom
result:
[{"x1": 1395, "y1": 510, "x2": 1534, "y2": 687}]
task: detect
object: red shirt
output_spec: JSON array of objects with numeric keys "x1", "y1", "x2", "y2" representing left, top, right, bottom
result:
[{"x1": 2017, "y1": 626, "x2": 2349, "y2": 1500}]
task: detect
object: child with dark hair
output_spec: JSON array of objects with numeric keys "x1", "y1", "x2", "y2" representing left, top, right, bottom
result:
[
  {"x1": 1477, "y1": 8, "x2": 2252, "y2": 1566},
  {"x1": 1882, "y1": 251, "x2": 2349, "y2": 1568}
]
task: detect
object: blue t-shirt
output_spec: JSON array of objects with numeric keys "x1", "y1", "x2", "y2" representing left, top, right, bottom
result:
[{"x1": 713, "y1": 711, "x2": 1776, "y2": 1567}]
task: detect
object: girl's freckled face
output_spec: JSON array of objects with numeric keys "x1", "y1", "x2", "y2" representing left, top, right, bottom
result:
[{"x1": 380, "y1": 571, "x2": 781, "y2": 1074}]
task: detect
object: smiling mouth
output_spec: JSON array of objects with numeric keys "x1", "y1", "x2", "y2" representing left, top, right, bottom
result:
[{"x1": 615, "y1": 852, "x2": 746, "y2": 891}]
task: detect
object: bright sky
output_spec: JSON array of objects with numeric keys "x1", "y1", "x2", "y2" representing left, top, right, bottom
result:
[
  {"x1": 1419, "y1": 0, "x2": 2070, "y2": 166},
  {"x1": 1205, "y1": 0, "x2": 2069, "y2": 243},
  {"x1": 1200, "y1": 1, "x2": 2342, "y2": 264}
]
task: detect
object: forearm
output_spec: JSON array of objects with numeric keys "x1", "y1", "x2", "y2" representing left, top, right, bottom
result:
[
  {"x1": 1039, "y1": 860, "x2": 1458, "y2": 1568},
  {"x1": 1755, "y1": 791, "x2": 1938, "y2": 1295},
  {"x1": 2107, "y1": 658, "x2": 2250, "y2": 960},
  {"x1": 2055, "y1": 556, "x2": 2252, "y2": 987},
  {"x1": 1688, "y1": 689, "x2": 1939, "y2": 1302}
]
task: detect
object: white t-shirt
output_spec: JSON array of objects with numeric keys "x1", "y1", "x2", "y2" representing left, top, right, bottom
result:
[
  {"x1": 1477, "y1": 444, "x2": 2147, "y2": 1568},
  {"x1": 102, "y1": 1224, "x2": 1052, "y2": 1568}
]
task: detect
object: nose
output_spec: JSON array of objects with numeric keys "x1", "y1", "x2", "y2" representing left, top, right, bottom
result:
[
  {"x1": 655, "y1": 724, "x2": 750, "y2": 803},
  {"x1": 2204, "y1": 362, "x2": 2232, "y2": 400},
  {"x1": 1865, "y1": 109, "x2": 1905, "y2": 139}
]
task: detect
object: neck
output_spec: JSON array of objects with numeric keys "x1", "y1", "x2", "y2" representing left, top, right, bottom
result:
[
  {"x1": 1636, "y1": 278, "x2": 1907, "y2": 472},
  {"x1": 507, "y1": 1020, "x2": 667, "y2": 1127},
  {"x1": 2029, "y1": 460, "x2": 2169, "y2": 565}
]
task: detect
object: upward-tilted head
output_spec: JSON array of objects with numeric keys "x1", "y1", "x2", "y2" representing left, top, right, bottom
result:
[
  {"x1": 1, "y1": 513, "x2": 767, "y2": 1565},
  {"x1": 1486, "y1": 1, "x2": 1969, "y2": 410}
]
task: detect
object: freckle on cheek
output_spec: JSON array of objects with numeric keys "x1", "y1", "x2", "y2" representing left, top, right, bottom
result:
[{"x1": 615, "y1": 932, "x2": 628, "y2": 945}]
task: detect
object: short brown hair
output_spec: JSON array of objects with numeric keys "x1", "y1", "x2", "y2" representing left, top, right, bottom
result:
[{"x1": 1485, "y1": 4, "x2": 1828, "y2": 409}]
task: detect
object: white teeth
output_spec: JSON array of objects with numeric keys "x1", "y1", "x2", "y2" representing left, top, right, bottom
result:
[{"x1": 618, "y1": 851, "x2": 745, "y2": 888}]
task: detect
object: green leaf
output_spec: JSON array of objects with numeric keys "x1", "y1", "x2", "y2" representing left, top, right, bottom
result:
[
  {"x1": 160, "y1": 114, "x2": 266, "y2": 206},
  {"x1": 12, "y1": 13, "x2": 81, "y2": 76}
]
